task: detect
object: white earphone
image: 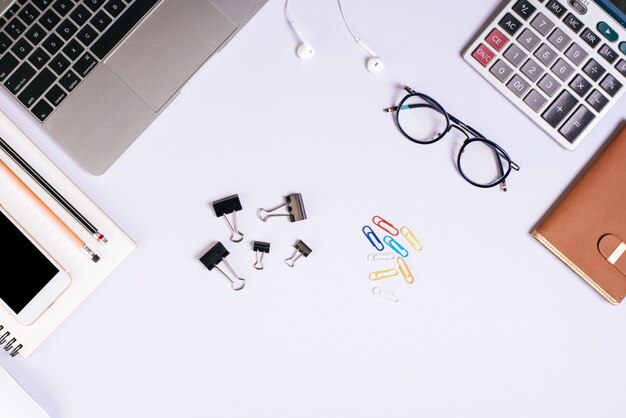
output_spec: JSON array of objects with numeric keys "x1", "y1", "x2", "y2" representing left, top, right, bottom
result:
[
  {"x1": 338, "y1": 0, "x2": 385, "y2": 74},
  {"x1": 286, "y1": 0, "x2": 314, "y2": 60}
]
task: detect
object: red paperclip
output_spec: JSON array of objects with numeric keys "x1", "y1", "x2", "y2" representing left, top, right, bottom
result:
[{"x1": 372, "y1": 215, "x2": 399, "y2": 236}]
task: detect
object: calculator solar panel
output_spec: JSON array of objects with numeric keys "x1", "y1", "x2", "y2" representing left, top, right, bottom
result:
[{"x1": 464, "y1": 0, "x2": 626, "y2": 150}]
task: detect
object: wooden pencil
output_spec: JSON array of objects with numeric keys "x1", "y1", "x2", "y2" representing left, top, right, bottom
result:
[{"x1": 0, "y1": 158, "x2": 99, "y2": 263}]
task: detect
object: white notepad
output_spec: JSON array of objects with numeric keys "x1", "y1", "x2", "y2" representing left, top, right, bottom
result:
[
  {"x1": 0, "y1": 111, "x2": 135, "y2": 358},
  {"x1": 0, "y1": 365, "x2": 49, "y2": 418}
]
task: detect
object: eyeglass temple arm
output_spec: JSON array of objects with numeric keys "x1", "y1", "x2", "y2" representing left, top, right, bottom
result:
[{"x1": 383, "y1": 103, "x2": 437, "y2": 113}]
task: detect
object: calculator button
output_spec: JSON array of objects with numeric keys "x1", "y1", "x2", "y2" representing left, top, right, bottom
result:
[
  {"x1": 616, "y1": 59, "x2": 626, "y2": 77},
  {"x1": 512, "y1": 0, "x2": 536, "y2": 20},
  {"x1": 580, "y1": 28, "x2": 600, "y2": 48},
  {"x1": 564, "y1": 42, "x2": 588, "y2": 66},
  {"x1": 583, "y1": 59, "x2": 606, "y2": 81},
  {"x1": 563, "y1": 13, "x2": 583, "y2": 34},
  {"x1": 546, "y1": 0, "x2": 566, "y2": 18},
  {"x1": 597, "y1": 22, "x2": 618, "y2": 43},
  {"x1": 507, "y1": 74, "x2": 531, "y2": 97},
  {"x1": 569, "y1": 0, "x2": 587, "y2": 14},
  {"x1": 471, "y1": 44, "x2": 495, "y2": 67},
  {"x1": 598, "y1": 44, "x2": 618, "y2": 64},
  {"x1": 620, "y1": 42, "x2": 626, "y2": 55},
  {"x1": 504, "y1": 44, "x2": 527, "y2": 67},
  {"x1": 569, "y1": 74, "x2": 591, "y2": 97},
  {"x1": 547, "y1": 28, "x2": 572, "y2": 52},
  {"x1": 538, "y1": 73, "x2": 561, "y2": 97},
  {"x1": 535, "y1": 43, "x2": 557, "y2": 66},
  {"x1": 586, "y1": 89, "x2": 608, "y2": 112},
  {"x1": 551, "y1": 58, "x2": 574, "y2": 81},
  {"x1": 499, "y1": 12, "x2": 523, "y2": 36},
  {"x1": 521, "y1": 58, "x2": 544, "y2": 81},
  {"x1": 542, "y1": 90, "x2": 577, "y2": 127},
  {"x1": 517, "y1": 28, "x2": 541, "y2": 52},
  {"x1": 600, "y1": 74, "x2": 622, "y2": 97},
  {"x1": 490, "y1": 59, "x2": 514, "y2": 82},
  {"x1": 524, "y1": 89, "x2": 547, "y2": 112},
  {"x1": 485, "y1": 28, "x2": 509, "y2": 52},
  {"x1": 559, "y1": 105, "x2": 594, "y2": 143},
  {"x1": 531, "y1": 12, "x2": 555, "y2": 36}
]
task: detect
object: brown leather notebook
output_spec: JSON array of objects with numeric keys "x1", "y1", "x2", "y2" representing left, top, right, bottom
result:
[{"x1": 532, "y1": 124, "x2": 626, "y2": 304}]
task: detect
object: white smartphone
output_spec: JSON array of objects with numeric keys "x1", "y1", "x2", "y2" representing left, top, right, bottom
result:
[{"x1": 0, "y1": 205, "x2": 71, "y2": 325}]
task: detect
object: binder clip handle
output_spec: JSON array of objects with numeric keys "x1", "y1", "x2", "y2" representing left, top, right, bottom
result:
[
  {"x1": 253, "y1": 241, "x2": 271, "y2": 270},
  {"x1": 213, "y1": 195, "x2": 245, "y2": 243},
  {"x1": 258, "y1": 193, "x2": 307, "y2": 223},
  {"x1": 200, "y1": 242, "x2": 246, "y2": 291},
  {"x1": 285, "y1": 240, "x2": 312, "y2": 267}
]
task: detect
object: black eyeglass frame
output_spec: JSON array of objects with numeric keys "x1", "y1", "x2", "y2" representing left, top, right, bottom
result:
[{"x1": 384, "y1": 86, "x2": 520, "y2": 189}]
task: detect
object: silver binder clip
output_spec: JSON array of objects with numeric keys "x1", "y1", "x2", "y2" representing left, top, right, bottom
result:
[
  {"x1": 258, "y1": 193, "x2": 307, "y2": 223},
  {"x1": 200, "y1": 242, "x2": 245, "y2": 291},
  {"x1": 285, "y1": 240, "x2": 312, "y2": 267},
  {"x1": 212, "y1": 194, "x2": 244, "y2": 243},
  {"x1": 253, "y1": 241, "x2": 271, "y2": 270}
]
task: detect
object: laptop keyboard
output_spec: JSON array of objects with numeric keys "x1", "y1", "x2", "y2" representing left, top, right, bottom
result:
[{"x1": 0, "y1": 0, "x2": 158, "y2": 122}]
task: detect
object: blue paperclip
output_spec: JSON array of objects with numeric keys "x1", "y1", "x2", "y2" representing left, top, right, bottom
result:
[
  {"x1": 362, "y1": 226, "x2": 384, "y2": 251},
  {"x1": 383, "y1": 236, "x2": 409, "y2": 258}
]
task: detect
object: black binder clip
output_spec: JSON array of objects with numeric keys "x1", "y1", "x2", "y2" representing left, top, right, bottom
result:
[
  {"x1": 285, "y1": 240, "x2": 312, "y2": 267},
  {"x1": 253, "y1": 241, "x2": 271, "y2": 270},
  {"x1": 213, "y1": 194, "x2": 244, "y2": 243},
  {"x1": 200, "y1": 242, "x2": 245, "y2": 291},
  {"x1": 257, "y1": 193, "x2": 307, "y2": 223}
]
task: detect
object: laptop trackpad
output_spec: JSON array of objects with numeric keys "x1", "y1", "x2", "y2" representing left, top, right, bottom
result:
[{"x1": 105, "y1": 0, "x2": 236, "y2": 111}]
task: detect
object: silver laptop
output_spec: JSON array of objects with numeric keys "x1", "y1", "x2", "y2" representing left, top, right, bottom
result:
[{"x1": 0, "y1": 0, "x2": 267, "y2": 174}]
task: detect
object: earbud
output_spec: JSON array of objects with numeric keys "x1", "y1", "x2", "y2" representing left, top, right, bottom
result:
[
  {"x1": 366, "y1": 57, "x2": 385, "y2": 74},
  {"x1": 286, "y1": 0, "x2": 314, "y2": 60}
]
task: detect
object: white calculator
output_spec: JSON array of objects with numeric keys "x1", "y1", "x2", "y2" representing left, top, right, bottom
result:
[{"x1": 464, "y1": 0, "x2": 626, "y2": 150}]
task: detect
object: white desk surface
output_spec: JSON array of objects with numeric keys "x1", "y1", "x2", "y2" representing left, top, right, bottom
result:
[{"x1": 1, "y1": 1, "x2": 626, "y2": 417}]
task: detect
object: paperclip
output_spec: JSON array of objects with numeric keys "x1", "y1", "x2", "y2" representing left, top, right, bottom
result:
[
  {"x1": 367, "y1": 253, "x2": 395, "y2": 261},
  {"x1": 401, "y1": 226, "x2": 423, "y2": 252},
  {"x1": 397, "y1": 257, "x2": 414, "y2": 284},
  {"x1": 383, "y1": 236, "x2": 409, "y2": 258},
  {"x1": 362, "y1": 226, "x2": 384, "y2": 251},
  {"x1": 372, "y1": 215, "x2": 399, "y2": 236},
  {"x1": 368, "y1": 268, "x2": 399, "y2": 281},
  {"x1": 372, "y1": 287, "x2": 399, "y2": 303}
]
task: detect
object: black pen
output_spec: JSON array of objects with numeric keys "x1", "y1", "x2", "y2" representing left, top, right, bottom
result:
[{"x1": 0, "y1": 137, "x2": 108, "y2": 245}]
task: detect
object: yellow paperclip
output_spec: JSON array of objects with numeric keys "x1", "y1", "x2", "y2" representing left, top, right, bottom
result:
[
  {"x1": 397, "y1": 257, "x2": 414, "y2": 284},
  {"x1": 401, "y1": 226, "x2": 424, "y2": 252},
  {"x1": 368, "y1": 268, "x2": 399, "y2": 281}
]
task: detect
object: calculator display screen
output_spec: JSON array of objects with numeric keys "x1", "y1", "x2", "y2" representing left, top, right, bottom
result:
[{"x1": 595, "y1": 0, "x2": 626, "y2": 27}]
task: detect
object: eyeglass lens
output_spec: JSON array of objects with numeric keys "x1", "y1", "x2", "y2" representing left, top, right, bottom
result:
[
  {"x1": 458, "y1": 140, "x2": 509, "y2": 186},
  {"x1": 397, "y1": 95, "x2": 448, "y2": 143}
]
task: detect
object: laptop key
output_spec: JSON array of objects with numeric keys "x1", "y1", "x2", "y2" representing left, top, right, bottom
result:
[
  {"x1": 104, "y1": 0, "x2": 126, "y2": 18},
  {"x1": 90, "y1": 10, "x2": 112, "y2": 32},
  {"x1": 56, "y1": 19, "x2": 77, "y2": 40},
  {"x1": 11, "y1": 38, "x2": 33, "y2": 59},
  {"x1": 0, "y1": 33, "x2": 13, "y2": 54},
  {"x1": 4, "y1": 62, "x2": 36, "y2": 94},
  {"x1": 69, "y1": 4, "x2": 92, "y2": 26},
  {"x1": 76, "y1": 24, "x2": 98, "y2": 46},
  {"x1": 542, "y1": 90, "x2": 577, "y2": 127},
  {"x1": 6, "y1": 18, "x2": 26, "y2": 40},
  {"x1": 73, "y1": 51, "x2": 97, "y2": 77},
  {"x1": 3, "y1": 4, "x2": 19, "y2": 20},
  {"x1": 0, "y1": 53, "x2": 19, "y2": 80},
  {"x1": 25, "y1": 23, "x2": 46, "y2": 45},
  {"x1": 39, "y1": 9, "x2": 60, "y2": 30},
  {"x1": 17, "y1": 67, "x2": 55, "y2": 107},
  {"x1": 18, "y1": 4, "x2": 40, "y2": 25},
  {"x1": 62, "y1": 38, "x2": 83, "y2": 61},
  {"x1": 31, "y1": 99, "x2": 53, "y2": 121},
  {"x1": 28, "y1": 47, "x2": 51, "y2": 69},
  {"x1": 559, "y1": 105, "x2": 594, "y2": 143},
  {"x1": 32, "y1": 0, "x2": 53, "y2": 11},
  {"x1": 45, "y1": 84, "x2": 66, "y2": 106},
  {"x1": 91, "y1": 0, "x2": 159, "y2": 60},
  {"x1": 42, "y1": 33, "x2": 63, "y2": 54},
  {"x1": 49, "y1": 53, "x2": 70, "y2": 75},
  {"x1": 59, "y1": 69, "x2": 79, "y2": 91},
  {"x1": 52, "y1": 0, "x2": 74, "y2": 17},
  {"x1": 85, "y1": 0, "x2": 106, "y2": 12}
]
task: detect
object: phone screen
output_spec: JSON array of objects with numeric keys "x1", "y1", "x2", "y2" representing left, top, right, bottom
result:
[{"x1": 0, "y1": 211, "x2": 59, "y2": 314}]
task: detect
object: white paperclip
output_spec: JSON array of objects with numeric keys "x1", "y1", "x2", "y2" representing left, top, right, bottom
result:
[
  {"x1": 372, "y1": 287, "x2": 399, "y2": 303},
  {"x1": 367, "y1": 253, "x2": 395, "y2": 261}
]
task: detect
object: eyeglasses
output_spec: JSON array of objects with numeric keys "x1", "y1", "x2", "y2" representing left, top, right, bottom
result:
[{"x1": 383, "y1": 86, "x2": 520, "y2": 191}]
